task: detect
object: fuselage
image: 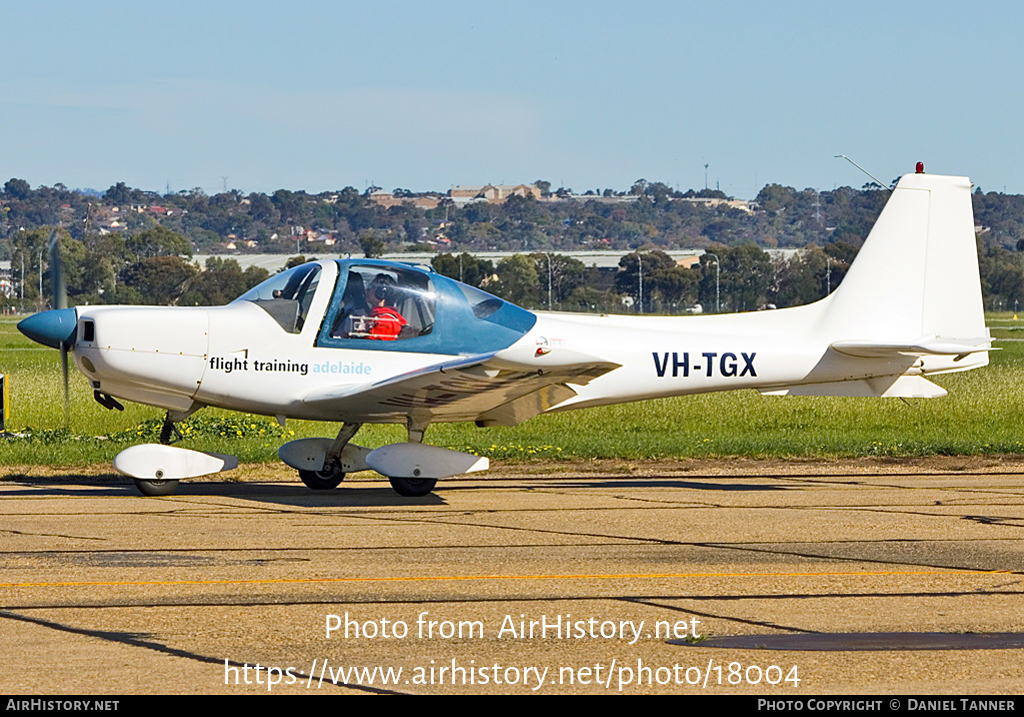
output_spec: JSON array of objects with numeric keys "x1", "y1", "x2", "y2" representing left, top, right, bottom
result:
[{"x1": 65, "y1": 258, "x2": 982, "y2": 425}]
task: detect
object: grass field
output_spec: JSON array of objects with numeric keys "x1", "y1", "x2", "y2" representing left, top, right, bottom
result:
[{"x1": 2, "y1": 314, "x2": 1023, "y2": 465}]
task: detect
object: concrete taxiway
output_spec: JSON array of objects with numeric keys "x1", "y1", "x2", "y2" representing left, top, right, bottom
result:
[{"x1": 1, "y1": 457, "x2": 1023, "y2": 695}]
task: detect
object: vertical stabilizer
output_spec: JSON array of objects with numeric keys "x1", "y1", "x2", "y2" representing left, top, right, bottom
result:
[{"x1": 820, "y1": 172, "x2": 986, "y2": 346}]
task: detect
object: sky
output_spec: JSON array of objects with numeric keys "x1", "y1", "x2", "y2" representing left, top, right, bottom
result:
[{"x1": 2, "y1": 1, "x2": 1023, "y2": 199}]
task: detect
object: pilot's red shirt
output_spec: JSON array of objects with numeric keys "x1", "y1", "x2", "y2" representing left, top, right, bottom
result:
[{"x1": 368, "y1": 306, "x2": 407, "y2": 340}]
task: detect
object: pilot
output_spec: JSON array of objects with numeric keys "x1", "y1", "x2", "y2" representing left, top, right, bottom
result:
[{"x1": 364, "y1": 274, "x2": 407, "y2": 340}]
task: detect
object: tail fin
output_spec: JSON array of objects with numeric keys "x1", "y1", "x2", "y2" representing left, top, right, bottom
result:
[{"x1": 819, "y1": 171, "x2": 989, "y2": 371}]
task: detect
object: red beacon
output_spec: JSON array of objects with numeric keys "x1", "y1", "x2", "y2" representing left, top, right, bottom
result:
[{"x1": 916, "y1": 161, "x2": 925, "y2": 173}]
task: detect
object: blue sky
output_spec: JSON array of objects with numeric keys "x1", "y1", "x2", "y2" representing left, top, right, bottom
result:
[{"x1": 2, "y1": 1, "x2": 1021, "y2": 198}]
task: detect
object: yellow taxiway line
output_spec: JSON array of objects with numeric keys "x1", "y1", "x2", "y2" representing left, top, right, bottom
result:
[{"x1": 0, "y1": 569, "x2": 1011, "y2": 590}]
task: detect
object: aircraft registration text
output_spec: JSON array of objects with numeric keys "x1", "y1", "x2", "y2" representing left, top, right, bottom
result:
[{"x1": 652, "y1": 351, "x2": 757, "y2": 378}]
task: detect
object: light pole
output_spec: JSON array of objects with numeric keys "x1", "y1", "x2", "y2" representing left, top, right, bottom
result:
[
  {"x1": 704, "y1": 252, "x2": 720, "y2": 312},
  {"x1": 37, "y1": 249, "x2": 44, "y2": 308},
  {"x1": 637, "y1": 252, "x2": 643, "y2": 313},
  {"x1": 546, "y1": 253, "x2": 553, "y2": 311}
]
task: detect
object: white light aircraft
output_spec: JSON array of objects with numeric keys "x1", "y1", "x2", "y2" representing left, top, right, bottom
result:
[{"x1": 18, "y1": 168, "x2": 990, "y2": 497}]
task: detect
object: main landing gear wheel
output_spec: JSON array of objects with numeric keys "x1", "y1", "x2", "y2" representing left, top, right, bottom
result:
[
  {"x1": 133, "y1": 478, "x2": 180, "y2": 497},
  {"x1": 299, "y1": 464, "x2": 345, "y2": 490},
  {"x1": 389, "y1": 477, "x2": 437, "y2": 497}
]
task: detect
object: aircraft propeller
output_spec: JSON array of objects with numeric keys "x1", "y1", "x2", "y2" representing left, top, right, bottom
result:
[
  {"x1": 49, "y1": 228, "x2": 72, "y2": 423},
  {"x1": 16, "y1": 228, "x2": 76, "y2": 425}
]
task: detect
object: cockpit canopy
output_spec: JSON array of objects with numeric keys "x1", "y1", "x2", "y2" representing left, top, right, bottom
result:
[
  {"x1": 236, "y1": 259, "x2": 536, "y2": 355},
  {"x1": 327, "y1": 264, "x2": 435, "y2": 341},
  {"x1": 234, "y1": 263, "x2": 321, "y2": 334}
]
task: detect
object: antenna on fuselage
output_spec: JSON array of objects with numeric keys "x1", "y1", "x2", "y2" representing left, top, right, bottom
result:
[{"x1": 834, "y1": 155, "x2": 892, "y2": 194}]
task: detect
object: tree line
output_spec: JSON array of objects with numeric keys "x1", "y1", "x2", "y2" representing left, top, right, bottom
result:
[
  {"x1": 4, "y1": 176, "x2": 1024, "y2": 254},
  {"x1": 4, "y1": 224, "x2": 848, "y2": 315},
  {"x1": 4, "y1": 226, "x2": 270, "y2": 309},
  {"x1": 431, "y1": 245, "x2": 850, "y2": 315},
  {"x1": 5, "y1": 176, "x2": 1024, "y2": 312}
]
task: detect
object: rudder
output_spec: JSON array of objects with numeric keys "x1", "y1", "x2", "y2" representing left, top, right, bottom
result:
[{"x1": 820, "y1": 172, "x2": 986, "y2": 348}]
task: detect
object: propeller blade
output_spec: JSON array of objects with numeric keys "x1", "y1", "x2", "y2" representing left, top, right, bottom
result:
[
  {"x1": 48, "y1": 227, "x2": 67, "y2": 311},
  {"x1": 60, "y1": 344, "x2": 70, "y2": 426},
  {"x1": 49, "y1": 227, "x2": 70, "y2": 425}
]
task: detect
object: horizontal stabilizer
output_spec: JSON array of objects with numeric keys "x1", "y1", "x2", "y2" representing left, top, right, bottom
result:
[
  {"x1": 761, "y1": 374, "x2": 947, "y2": 398},
  {"x1": 831, "y1": 335, "x2": 992, "y2": 359}
]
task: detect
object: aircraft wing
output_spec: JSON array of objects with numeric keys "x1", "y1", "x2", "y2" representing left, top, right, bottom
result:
[{"x1": 302, "y1": 346, "x2": 620, "y2": 425}]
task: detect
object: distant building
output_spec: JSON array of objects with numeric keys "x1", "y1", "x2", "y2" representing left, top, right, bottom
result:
[
  {"x1": 369, "y1": 192, "x2": 441, "y2": 210},
  {"x1": 0, "y1": 260, "x2": 12, "y2": 298},
  {"x1": 448, "y1": 184, "x2": 540, "y2": 205},
  {"x1": 676, "y1": 197, "x2": 755, "y2": 214}
]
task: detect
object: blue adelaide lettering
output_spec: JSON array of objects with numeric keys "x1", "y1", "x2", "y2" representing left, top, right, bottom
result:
[{"x1": 312, "y1": 361, "x2": 372, "y2": 375}]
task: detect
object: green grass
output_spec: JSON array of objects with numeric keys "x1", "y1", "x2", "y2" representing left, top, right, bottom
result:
[{"x1": 2, "y1": 314, "x2": 1023, "y2": 465}]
